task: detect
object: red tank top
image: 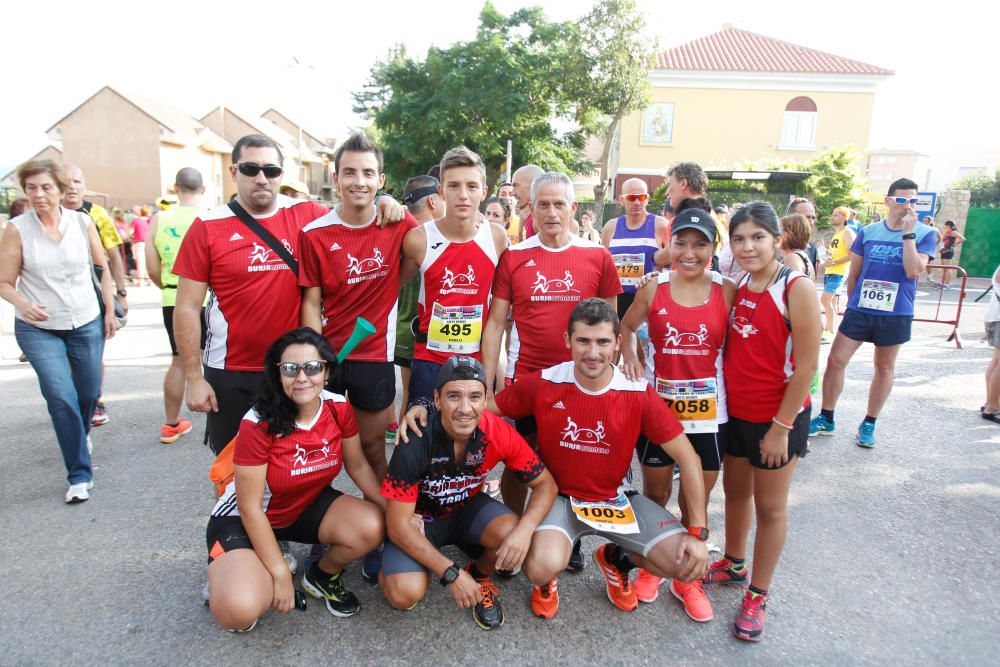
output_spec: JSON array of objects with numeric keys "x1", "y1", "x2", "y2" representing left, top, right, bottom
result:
[
  {"x1": 647, "y1": 271, "x2": 729, "y2": 431},
  {"x1": 415, "y1": 220, "x2": 499, "y2": 364},
  {"x1": 724, "y1": 266, "x2": 809, "y2": 422}
]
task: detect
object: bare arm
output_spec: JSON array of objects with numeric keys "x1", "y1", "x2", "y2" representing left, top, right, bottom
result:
[
  {"x1": 845, "y1": 252, "x2": 864, "y2": 300},
  {"x1": 900, "y1": 213, "x2": 929, "y2": 279},
  {"x1": 145, "y1": 219, "x2": 163, "y2": 289},
  {"x1": 234, "y1": 463, "x2": 294, "y2": 613},
  {"x1": 662, "y1": 432, "x2": 707, "y2": 527},
  {"x1": 600, "y1": 219, "x2": 615, "y2": 249},
  {"x1": 341, "y1": 433, "x2": 385, "y2": 508},
  {"x1": 0, "y1": 225, "x2": 33, "y2": 315},
  {"x1": 175, "y1": 276, "x2": 216, "y2": 413},
  {"x1": 495, "y1": 468, "x2": 558, "y2": 570},
  {"x1": 620, "y1": 280, "x2": 654, "y2": 380},
  {"x1": 481, "y1": 296, "x2": 511, "y2": 397},
  {"x1": 300, "y1": 286, "x2": 323, "y2": 333},
  {"x1": 89, "y1": 224, "x2": 117, "y2": 338}
]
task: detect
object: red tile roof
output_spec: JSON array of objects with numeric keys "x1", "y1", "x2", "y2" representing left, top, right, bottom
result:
[{"x1": 656, "y1": 27, "x2": 893, "y2": 75}]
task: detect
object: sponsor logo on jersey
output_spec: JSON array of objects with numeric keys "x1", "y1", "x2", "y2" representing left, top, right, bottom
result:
[
  {"x1": 530, "y1": 270, "x2": 581, "y2": 302},
  {"x1": 731, "y1": 316, "x2": 758, "y2": 339},
  {"x1": 552, "y1": 400, "x2": 565, "y2": 409},
  {"x1": 660, "y1": 322, "x2": 710, "y2": 355},
  {"x1": 439, "y1": 264, "x2": 479, "y2": 295},
  {"x1": 464, "y1": 449, "x2": 485, "y2": 467},
  {"x1": 329, "y1": 242, "x2": 342, "y2": 252},
  {"x1": 290, "y1": 439, "x2": 339, "y2": 476},
  {"x1": 248, "y1": 239, "x2": 294, "y2": 272},
  {"x1": 346, "y1": 247, "x2": 389, "y2": 284},
  {"x1": 229, "y1": 232, "x2": 243, "y2": 241},
  {"x1": 868, "y1": 243, "x2": 904, "y2": 263},
  {"x1": 421, "y1": 475, "x2": 484, "y2": 504},
  {"x1": 657, "y1": 307, "x2": 668, "y2": 315},
  {"x1": 430, "y1": 241, "x2": 444, "y2": 250},
  {"x1": 525, "y1": 259, "x2": 536, "y2": 267},
  {"x1": 559, "y1": 416, "x2": 610, "y2": 454}
]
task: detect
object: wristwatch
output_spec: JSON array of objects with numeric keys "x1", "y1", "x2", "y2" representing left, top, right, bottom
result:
[
  {"x1": 901, "y1": 233, "x2": 916, "y2": 240},
  {"x1": 116, "y1": 289, "x2": 128, "y2": 297},
  {"x1": 687, "y1": 526, "x2": 709, "y2": 541},
  {"x1": 439, "y1": 563, "x2": 460, "y2": 586}
]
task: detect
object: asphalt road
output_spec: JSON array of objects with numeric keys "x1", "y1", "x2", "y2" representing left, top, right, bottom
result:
[{"x1": 1, "y1": 281, "x2": 998, "y2": 666}]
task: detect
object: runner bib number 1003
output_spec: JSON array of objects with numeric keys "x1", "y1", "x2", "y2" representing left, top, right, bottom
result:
[
  {"x1": 613, "y1": 253, "x2": 645, "y2": 288},
  {"x1": 571, "y1": 492, "x2": 639, "y2": 534},
  {"x1": 858, "y1": 279, "x2": 899, "y2": 312},
  {"x1": 427, "y1": 303, "x2": 483, "y2": 354},
  {"x1": 655, "y1": 377, "x2": 719, "y2": 433}
]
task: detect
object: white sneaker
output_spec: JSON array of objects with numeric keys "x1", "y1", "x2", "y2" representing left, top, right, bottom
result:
[{"x1": 65, "y1": 482, "x2": 91, "y2": 503}]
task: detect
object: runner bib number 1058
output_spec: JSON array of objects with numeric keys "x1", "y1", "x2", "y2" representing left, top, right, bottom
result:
[
  {"x1": 427, "y1": 303, "x2": 483, "y2": 354},
  {"x1": 858, "y1": 279, "x2": 899, "y2": 312},
  {"x1": 570, "y1": 492, "x2": 639, "y2": 534},
  {"x1": 655, "y1": 377, "x2": 719, "y2": 433}
]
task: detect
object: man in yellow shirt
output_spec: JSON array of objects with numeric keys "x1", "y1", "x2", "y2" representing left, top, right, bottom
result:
[{"x1": 820, "y1": 206, "x2": 856, "y2": 342}]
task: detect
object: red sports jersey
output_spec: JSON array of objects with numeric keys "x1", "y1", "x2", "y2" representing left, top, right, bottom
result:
[
  {"x1": 495, "y1": 362, "x2": 683, "y2": 501},
  {"x1": 493, "y1": 236, "x2": 621, "y2": 380},
  {"x1": 724, "y1": 268, "x2": 809, "y2": 422},
  {"x1": 299, "y1": 208, "x2": 419, "y2": 362},
  {"x1": 211, "y1": 391, "x2": 359, "y2": 528},
  {"x1": 173, "y1": 195, "x2": 328, "y2": 371},
  {"x1": 647, "y1": 271, "x2": 729, "y2": 431},
  {"x1": 414, "y1": 220, "x2": 500, "y2": 364}
]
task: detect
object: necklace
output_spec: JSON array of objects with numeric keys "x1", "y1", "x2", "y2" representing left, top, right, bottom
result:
[{"x1": 736, "y1": 262, "x2": 782, "y2": 339}]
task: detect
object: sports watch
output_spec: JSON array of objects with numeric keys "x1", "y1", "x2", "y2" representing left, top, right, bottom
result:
[
  {"x1": 439, "y1": 564, "x2": 460, "y2": 586},
  {"x1": 687, "y1": 526, "x2": 709, "y2": 541},
  {"x1": 901, "y1": 233, "x2": 916, "y2": 240}
]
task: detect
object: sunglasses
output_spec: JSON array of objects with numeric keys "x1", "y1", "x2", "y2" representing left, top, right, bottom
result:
[
  {"x1": 237, "y1": 162, "x2": 283, "y2": 179},
  {"x1": 625, "y1": 193, "x2": 649, "y2": 203},
  {"x1": 890, "y1": 196, "x2": 919, "y2": 205},
  {"x1": 277, "y1": 360, "x2": 327, "y2": 378}
]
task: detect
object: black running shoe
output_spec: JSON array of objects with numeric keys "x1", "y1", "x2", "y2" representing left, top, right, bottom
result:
[
  {"x1": 472, "y1": 579, "x2": 504, "y2": 630},
  {"x1": 302, "y1": 565, "x2": 360, "y2": 617},
  {"x1": 566, "y1": 540, "x2": 585, "y2": 572}
]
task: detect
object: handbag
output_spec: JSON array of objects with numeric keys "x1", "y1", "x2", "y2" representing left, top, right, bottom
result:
[{"x1": 78, "y1": 215, "x2": 127, "y2": 328}]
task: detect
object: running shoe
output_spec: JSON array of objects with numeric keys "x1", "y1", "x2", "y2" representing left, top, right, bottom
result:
[
  {"x1": 633, "y1": 569, "x2": 663, "y2": 603},
  {"x1": 592, "y1": 543, "x2": 637, "y2": 612},
  {"x1": 469, "y1": 570, "x2": 504, "y2": 630},
  {"x1": 384, "y1": 422, "x2": 398, "y2": 441},
  {"x1": 65, "y1": 481, "x2": 92, "y2": 504},
  {"x1": 857, "y1": 421, "x2": 877, "y2": 448},
  {"x1": 161, "y1": 418, "x2": 193, "y2": 444},
  {"x1": 279, "y1": 541, "x2": 298, "y2": 574},
  {"x1": 361, "y1": 545, "x2": 383, "y2": 582},
  {"x1": 566, "y1": 539, "x2": 585, "y2": 571},
  {"x1": 670, "y1": 578, "x2": 713, "y2": 622},
  {"x1": 732, "y1": 589, "x2": 768, "y2": 642},
  {"x1": 820, "y1": 329, "x2": 833, "y2": 344},
  {"x1": 91, "y1": 401, "x2": 109, "y2": 426},
  {"x1": 808, "y1": 414, "x2": 835, "y2": 437},
  {"x1": 673, "y1": 464, "x2": 681, "y2": 480},
  {"x1": 531, "y1": 579, "x2": 559, "y2": 619},
  {"x1": 701, "y1": 558, "x2": 749, "y2": 588},
  {"x1": 227, "y1": 618, "x2": 258, "y2": 634},
  {"x1": 983, "y1": 410, "x2": 1000, "y2": 424},
  {"x1": 495, "y1": 565, "x2": 521, "y2": 579},
  {"x1": 301, "y1": 566, "x2": 360, "y2": 617}
]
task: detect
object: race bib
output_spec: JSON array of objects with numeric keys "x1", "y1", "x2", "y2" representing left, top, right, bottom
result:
[
  {"x1": 858, "y1": 279, "x2": 899, "y2": 312},
  {"x1": 570, "y1": 492, "x2": 639, "y2": 534},
  {"x1": 613, "y1": 253, "x2": 645, "y2": 287},
  {"x1": 427, "y1": 303, "x2": 483, "y2": 354},
  {"x1": 655, "y1": 377, "x2": 718, "y2": 433}
]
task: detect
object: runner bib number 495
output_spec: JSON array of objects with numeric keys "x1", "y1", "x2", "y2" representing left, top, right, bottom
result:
[
  {"x1": 858, "y1": 279, "x2": 899, "y2": 312},
  {"x1": 427, "y1": 303, "x2": 483, "y2": 354},
  {"x1": 655, "y1": 377, "x2": 719, "y2": 433},
  {"x1": 570, "y1": 492, "x2": 639, "y2": 534},
  {"x1": 613, "y1": 253, "x2": 645, "y2": 288}
]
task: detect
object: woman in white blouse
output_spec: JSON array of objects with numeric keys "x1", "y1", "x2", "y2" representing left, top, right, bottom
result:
[{"x1": 0, "y1": 160, "x2": 116, "y2": 503}]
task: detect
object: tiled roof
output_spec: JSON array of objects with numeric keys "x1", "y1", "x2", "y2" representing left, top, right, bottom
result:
[{"x1": 656, "y1": 27, "x2": 893, "y2": 75}]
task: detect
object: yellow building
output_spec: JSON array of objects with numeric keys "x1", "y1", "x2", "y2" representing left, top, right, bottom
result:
[{"x1": 613, "y1": 26, "x2": 893, "y2": 192}]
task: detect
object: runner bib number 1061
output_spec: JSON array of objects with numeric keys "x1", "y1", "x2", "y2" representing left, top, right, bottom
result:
[
  {"x1": 427, "y1": 303, "x2": 483, "y2": 354},
  {"x1": 858, "y1": 279, "x2": 899, "y2": 312},
  {"x1": 570, "y1": 492, "x2": 639, "y2": 534}
]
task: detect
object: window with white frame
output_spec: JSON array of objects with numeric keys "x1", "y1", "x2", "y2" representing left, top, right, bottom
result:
[{"x1": 780, "y1": 97, "x2": 817, "y2": 150}]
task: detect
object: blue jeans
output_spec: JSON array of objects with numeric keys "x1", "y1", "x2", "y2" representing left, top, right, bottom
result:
[{"x1": 15, "y1": 316, "x2": 104, "y2": 484}]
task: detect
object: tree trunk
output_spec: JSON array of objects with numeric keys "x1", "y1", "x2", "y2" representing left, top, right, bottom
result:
[{"x1": 592, "y1": 97, "x2": 629, "y2": 229}]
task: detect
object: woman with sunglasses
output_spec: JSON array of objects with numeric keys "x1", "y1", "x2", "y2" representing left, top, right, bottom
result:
[
  {"x1": 709, "y1": 201, "x2": 819, "y2": 642},
  {"x1": 205, "y1": 327, "x2": 385, "y2": 632}
]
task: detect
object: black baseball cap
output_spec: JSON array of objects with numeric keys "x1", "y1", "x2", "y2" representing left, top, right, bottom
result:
[
  {"x1": 436, "y1": 356, "x2": 487, "y2": 390},
  {"x1": 402, "y1": 176, "x2": 440, "y2": 206},
  {"x1": 670, "y1": 208, "x2": 716, "y2": 243}
]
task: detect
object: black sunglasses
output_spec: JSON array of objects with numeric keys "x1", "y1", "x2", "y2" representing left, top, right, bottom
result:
[
  {"x1": 276, "y1": 360, "x2": 327, "y2": 378},
  {"x1": 237, "y1": 162, "x2": 283, "y2": 179}
]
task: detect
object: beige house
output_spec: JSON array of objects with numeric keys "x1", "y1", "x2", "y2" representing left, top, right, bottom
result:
[
  {"x1": 612, "y1": 26, "x2": 893, "y2": 193},
  {"x1": 866, "y1": 149, "x2": 932, "y2": 194}
]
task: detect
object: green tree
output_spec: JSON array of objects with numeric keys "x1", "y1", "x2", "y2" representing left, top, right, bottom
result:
[
  {"x1": 565, "y1": 0, "x2": 655, "y2": 223},
  {"x1": 950, "y1": 169, "x2": 1000, "y2": 208},
  {"x1": 353, "y1": 3, "x2": 588, "y2": 192}
]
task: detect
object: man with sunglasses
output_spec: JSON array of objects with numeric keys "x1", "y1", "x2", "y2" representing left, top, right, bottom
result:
[
  {"x1": 601, "y1": 178, "x2": 669, "y2": 322},
  {"x1": 174, "y1": 134, "x2": 404, "y2": 457},
  {"x1": 809, "y1": 178, "x2": 936, "y2": 448}
]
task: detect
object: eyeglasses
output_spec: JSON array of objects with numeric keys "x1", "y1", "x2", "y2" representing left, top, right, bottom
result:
[
  {"x1": 237, "y1": 162, "x2": 283, "y2": 179},
  {"x1": 624, "y1": 193, "x2": 649, "y2": 203},
  {"x1": 890, "y1": 196, "x2": 919, "y2": 205},
  {"x1": 276, "y1": 360, "x2": 327, "y2": 378}
]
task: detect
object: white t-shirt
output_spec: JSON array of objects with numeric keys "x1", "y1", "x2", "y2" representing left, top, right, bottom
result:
[{"x1": 987, "y1": 265, "x2": 1000, "y2": 324}]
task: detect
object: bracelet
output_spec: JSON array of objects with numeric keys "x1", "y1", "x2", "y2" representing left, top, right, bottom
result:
[{"x1": 772, "y1": 415, "x2": 794, "y2": 430}]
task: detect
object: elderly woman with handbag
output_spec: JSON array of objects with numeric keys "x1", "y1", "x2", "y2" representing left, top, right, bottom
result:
[{"x1": 0, "y1": 160, "x2": 117, "y2": 504}]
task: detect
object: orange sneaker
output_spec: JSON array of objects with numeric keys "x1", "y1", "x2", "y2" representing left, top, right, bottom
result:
[
  {"x1": 161, "y1": 419, "x2": 193, "y2": 444},
  {"x1": 670, "y1": 578, "x2": 713, "y2": 622},
  {"x1": 633, "y1": 568, "x2": 664, "y2": 603},
  {"x1": 592, "y1": 543, "x2": 637, "y2": 612},
  {"x1": 531, "y1": 578, "x2": 559, "y2": 619}
]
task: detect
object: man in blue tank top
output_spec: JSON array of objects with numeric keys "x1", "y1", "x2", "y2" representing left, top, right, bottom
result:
[{"x1": 601, "y1": 178, "x2": 669, "y2": 321}]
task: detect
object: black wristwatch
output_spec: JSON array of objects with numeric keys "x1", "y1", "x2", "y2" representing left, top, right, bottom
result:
[
  {"x1": 901, "y1": 233, "x2": 916, "y2": 240},
  {"x1": 116, "y1": 289, "x2": 128, "y2": 297},
  {"x1": 439, "y1": 563, "x2": 460, "y2": 586}
]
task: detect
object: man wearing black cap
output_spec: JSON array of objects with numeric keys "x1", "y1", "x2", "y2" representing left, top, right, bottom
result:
[{"x1": 379, "y1": 356, "x2": 557, "y2": 630}]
